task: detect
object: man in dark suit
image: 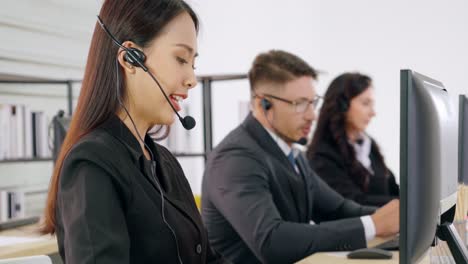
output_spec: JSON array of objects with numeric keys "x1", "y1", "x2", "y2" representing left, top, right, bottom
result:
[{"x1": 201, "y1": 50, "x2": 399, "y2": 264}]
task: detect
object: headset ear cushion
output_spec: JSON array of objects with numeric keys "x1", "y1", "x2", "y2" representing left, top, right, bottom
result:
[
  {"x1": 339, "y1": 97, "x2": 349, "y2": 112},
  {"x1": 261, "y1": 98, "x2": 272, "y2": 111},
  {"x1": 124, "y1": 48, "x2": 146, "y2": 67}
]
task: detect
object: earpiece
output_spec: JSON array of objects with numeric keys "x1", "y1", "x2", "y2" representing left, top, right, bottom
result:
[
  {"x1": 338, "y1": 97, "x2": 349, "y2": 112},
  {"x1": 97, "y1": 15, "x2": 195, "y2": 131},
  {"x1": 260, "y1": 96, "x2": 307, "y2": 146},
  {"x1": 96, "y1": 15, "x2": 148, "y2": 72},
  {"x1": 261, "y1": 98, "x2": 272, "y2": 111},
  {"x1": 124, "y1": 48, "x2": 146, "y2": 67}
]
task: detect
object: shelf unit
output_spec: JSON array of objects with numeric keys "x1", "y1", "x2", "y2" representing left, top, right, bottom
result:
[
  {"x1": 0, "y1": 79, "x2": 81, "y2": 115},
  {"x1": 196, "y1": 74, "x2": 247, "y2": 159},
  {"x1": 0, "y1": 79, "x2": 81, "y2": 163},
  {"x1": 0, "y1": 74, "x2": 248, "y2": 163},
  {"x1": 0, "y1": 158, "x2": 53, "y2": 164}
]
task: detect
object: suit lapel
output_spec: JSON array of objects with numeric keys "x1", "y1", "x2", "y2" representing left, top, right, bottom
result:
[
  {"x1": 242, "y1": 114, "x2": 294, "y2": 170},
  {"x1": 137, "y1": 146, "x2": 203, "y2": 236},
  {"x1": 242, "y1": 113, "x2": 310, "y2": 221},
  {"x1": 102, "y1": 117, "x2": 204, "y2": 235},
  {"x1": 157, "y1": 152, "x2": 204, "y2": 231}
]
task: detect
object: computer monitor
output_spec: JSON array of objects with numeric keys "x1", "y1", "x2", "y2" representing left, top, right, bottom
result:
[
  {"x1": 52, "y1": 110, "x2": 71, "y2": 161},
  {"x1": 459, "y1": 95, "x2": 468, "y2": 185},
  {"x1": 400, "y1": 70, "x2": 468, "y2": 264}
]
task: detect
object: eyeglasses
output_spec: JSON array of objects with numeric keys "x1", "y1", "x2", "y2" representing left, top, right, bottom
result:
[{"x1": 263, "y1": 93, "x2": 322, "y2": 113}]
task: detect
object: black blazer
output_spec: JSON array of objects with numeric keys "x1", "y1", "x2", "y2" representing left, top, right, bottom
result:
[
  {"x1": 201, "y1": 114, "x2": 376, "y2": 264},
  {"x1": 55, "y1": 115, "x2": 226, "y2": 264},
  {"x1": 309, "y1": 136, "x2": 399, "y2": 207}
]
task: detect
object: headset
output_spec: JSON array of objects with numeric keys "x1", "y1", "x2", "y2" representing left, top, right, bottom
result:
[
  {"x1": 260, "y1": 97, "x2": 272, "y2": 111},
  {"x1": 338, "y1": 96, "x2": 349, "y2": 112},
  {"x1": 260, "y1": 96, "x2": 307, "y2": 145},
  {"x1": 338, "y1": 78, "x2": 350, "y2": 112},
  {"x1": 97, "y1": 15, "x2": 184, "y2": 264},
  {"x1": 96, "y1": 15, "x2": 195, "y2": 130}
]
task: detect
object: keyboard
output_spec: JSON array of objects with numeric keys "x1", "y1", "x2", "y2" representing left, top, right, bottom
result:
[{"x1": 373, "y1": 235, "x2": 399, "y2": 251}]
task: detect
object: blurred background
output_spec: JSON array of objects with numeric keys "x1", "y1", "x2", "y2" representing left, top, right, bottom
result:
[{"x1": 0, "y1": 0, "x2": 467, "y2": 219}]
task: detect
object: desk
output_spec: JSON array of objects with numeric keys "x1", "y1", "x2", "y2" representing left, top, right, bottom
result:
[
  {"x1": 296, "y1": 237, "x2": 432, "y2": 264},
  {"x1": 297, "y1": 249, "x2": 432, "y2": 264},
  {"x1": 0, "y1": 224, "x2": 462, "y2": 263},
  {"x1": 0, "y1": 224, "x2": 57, "y2": 259}
]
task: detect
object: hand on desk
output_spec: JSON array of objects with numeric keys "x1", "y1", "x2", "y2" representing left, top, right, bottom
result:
[{"x1": 371, "y1": 199, "x2": 400, "y2": 237}]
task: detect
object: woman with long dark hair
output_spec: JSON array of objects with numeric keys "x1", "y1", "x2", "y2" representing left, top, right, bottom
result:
[
  {"x1": 41, "y1": 0, "x2": 226, "y2": 263},
  {"x1": 307, "y1": 72, "x2": 399, "y2": 207}
]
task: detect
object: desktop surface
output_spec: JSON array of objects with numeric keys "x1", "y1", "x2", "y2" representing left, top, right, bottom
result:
[
  {"x1": 296, "y1": 250, "x2": 417, "y2": 264},
  {"x1": 296, "y1": 233, "x2": 467, "y2": 264},
  {"x1": 0, "y1": 222, "x2": 465, "y2": 263},
  {"x1": 0, "y1": 224, "x2": 57, "y2": 259}
]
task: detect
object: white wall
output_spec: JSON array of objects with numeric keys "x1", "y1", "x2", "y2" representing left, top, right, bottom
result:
[
  {"x1": 315, "y1": 0, "x2": 468, "y2": 180},
  {"x1": 1, "y1": 0, "x2": 467, "y2": 195},
  {"x1": 191, "y1": 0, "x2": 468, "y2": 182},
  {"x1": 0, "y1": 0, "x2": 94, "y2": 79}
]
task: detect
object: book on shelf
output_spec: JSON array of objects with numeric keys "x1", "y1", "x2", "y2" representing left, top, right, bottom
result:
[
  {"x1": 9, "y1": 105, "x2": 17, "y2": 159},
  {"x1": 0, "y1": 190, "x2": 25, "y2": 222},
  {"x1": 0, "y1": 104, "x2": 51, "y2": 161},
  {"x1": 24, "y1": 106, "x2": 33, "y2": 158},
  {"x1": 0, "y1": 191, "x2": 8, "y2": 222},
  {"x1": 0, "y1": 104, "x2": 10, "y2": 160}
]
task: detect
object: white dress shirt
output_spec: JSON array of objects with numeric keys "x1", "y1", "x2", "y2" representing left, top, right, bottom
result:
[{"x1": 352, "y1": 132, "x2": 374, "y2": 175}]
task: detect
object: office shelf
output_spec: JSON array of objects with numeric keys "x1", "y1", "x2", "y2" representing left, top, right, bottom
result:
[
  {"x1": 0, "y1": 158, "x2": 53, "y2": 164},
  {"x1": 0, "y1": 73, "x2": 248, "y2": 163}
]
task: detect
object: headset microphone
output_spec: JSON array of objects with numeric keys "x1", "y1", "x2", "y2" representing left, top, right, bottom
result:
[
  {"x1": 144, "y1": 69, "x2": 196, "y2": 130},
  {"x1": 261, "y1": 97, "x2": 308, "y2": 146},
  {"x1": 181, "y1": 116, "x2": 196, "y2": 130},
  {"x1": 97, "y1": 15, "x2": 196, "y2": 130},
  {"x1": 296, "y1": 137, "x2": 307, "y2": 146}
]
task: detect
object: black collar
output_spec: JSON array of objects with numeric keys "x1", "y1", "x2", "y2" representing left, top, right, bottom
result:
[
  {"x1": 99, "y1": 115, "x2": 158, "y2": 163},
  {"x1": 242, "y1": 113, "x2": 293, "y2": 166}
]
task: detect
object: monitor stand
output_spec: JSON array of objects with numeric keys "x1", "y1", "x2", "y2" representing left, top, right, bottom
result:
[{"x1": 436, "y1": 206, "x2": 468, "y2": 264}]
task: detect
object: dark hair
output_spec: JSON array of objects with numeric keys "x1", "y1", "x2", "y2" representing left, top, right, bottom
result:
[
  {"x1": 41, "y1": 0, "x2": 199, "y2": 235},
  {"x1": 307, "y1": 72, "x2": 388, "y2": 191},
  {"x1": 248, "y1": 50, "x2": 317, "y2": 94}
]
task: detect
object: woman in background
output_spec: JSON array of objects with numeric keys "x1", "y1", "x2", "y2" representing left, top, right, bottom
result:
[
  {"x1": 41, "y1": 0, "x2": 226, "y2": 263},
  {"x1": 307, "y1": 72, "x2": 399, "y2": 207}
]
